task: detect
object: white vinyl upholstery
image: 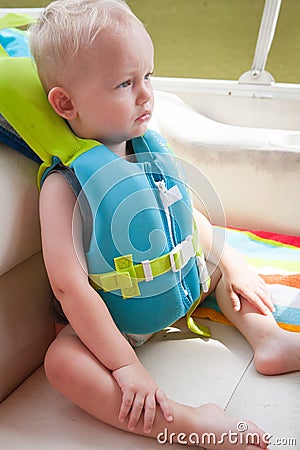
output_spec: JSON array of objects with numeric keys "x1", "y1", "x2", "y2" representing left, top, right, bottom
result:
[
  {"x1": 152, "y1": 91, "x2": 300, "y2": 236},
  {"x1": 0, "y1": 123, "x2": 299, "y2": 449}
]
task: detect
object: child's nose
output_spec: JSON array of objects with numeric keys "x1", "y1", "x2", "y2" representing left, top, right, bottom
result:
[{"x1": 137, "y1": 83, "x2": 152, "y2": 105}]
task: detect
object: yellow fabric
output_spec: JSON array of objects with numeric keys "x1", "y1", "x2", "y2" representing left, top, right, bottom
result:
[
  {"x1": 0, "y1": 57, "x2": 99, "y2": 185},
  {"x1": 0, "y1": 45, "x2": 8, "y2": 57},
  {"x1": 0, "y1": 12, "x2": 35, "y2": 30}
]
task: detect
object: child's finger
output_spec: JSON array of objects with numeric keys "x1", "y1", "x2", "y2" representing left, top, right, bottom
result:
[
  {"x1": 230, "y1": 292, "x2": 241, "y2": 312},
  {"x1": 244, "y1": 284, "x2": 274, "y2": 314},
  {"x1": 258, "y1": 287, "x2": 275, "y2": 312},
  {"x1": 155, "y1": 389, "x2": 174, "y2": 423},
  {"x1": 127, "y1": 393, "x2": 144, "y2": 431},
  {"x1": 118, "y1": 390, "x2": 134, "y2": 423},
  {"x1": 143, "y1": 393, "x2": 156, "y2": 433},
  {"x1": 243, "y1": 291, "x2": 271, "y2": 315}
]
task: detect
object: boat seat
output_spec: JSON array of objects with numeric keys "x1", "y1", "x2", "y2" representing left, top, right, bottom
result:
[{"x1": 152, "y1": 90, "x2": 300, "y2": 235}]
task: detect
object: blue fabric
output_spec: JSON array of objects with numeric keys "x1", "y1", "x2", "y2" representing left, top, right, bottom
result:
[
  {"x1": 71, "y1": 130, "x2": 201, "y2": 334},
  {"x1": 0, "y1": 28, "x2": 31, "y2": 57}
]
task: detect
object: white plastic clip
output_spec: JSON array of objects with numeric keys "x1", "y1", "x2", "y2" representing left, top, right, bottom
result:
[
  {"x1": 170, "y1": 235, "x2": 195, "y2": 272},
  {"x1": 181, "y1": 235, "x2": 194, "y2": 266},
  {"x1": 141, "y1": 259, "x2": 153, "y2": 282},
  {"x1": 196, "y1": 254, "x2": 210, "y2": 293},
  {"x1": 170, "y1": 245, "x2": 181, "y2": 272}
]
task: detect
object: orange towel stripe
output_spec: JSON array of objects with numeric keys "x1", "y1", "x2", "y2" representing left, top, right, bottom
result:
[{"x1": 260, "y1": 273, "x2": 300, "y2": 289}]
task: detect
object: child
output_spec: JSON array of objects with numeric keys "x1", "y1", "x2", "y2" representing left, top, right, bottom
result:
[{"x1": 29, "y1": 0, "x2": 300, "y2": 448}]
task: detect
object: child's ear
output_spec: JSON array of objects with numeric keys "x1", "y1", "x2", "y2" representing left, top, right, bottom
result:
[{"x1": 48, "y1": 87, "x2": 77, "y2": 120}]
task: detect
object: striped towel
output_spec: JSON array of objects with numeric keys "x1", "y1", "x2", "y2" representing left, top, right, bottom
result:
[{"x1": 193, "y1": 228, "x2": 300, "y2": 332}]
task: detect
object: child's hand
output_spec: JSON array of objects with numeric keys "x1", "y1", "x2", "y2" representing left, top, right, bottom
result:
[
  {"x1": 221, "y1": 250, "x2": 274, "y2": 315},
  {"x1": 112, "y1": 361, "x2": 173, "y2": 434}
]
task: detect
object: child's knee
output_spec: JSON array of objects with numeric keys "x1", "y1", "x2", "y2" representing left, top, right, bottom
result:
[
  {"x1": 44, "y1": 332, "x2": 78, "y2": 389},
  {"x1": 44, "y1": 339, "x2": 68, "y2": 388}
]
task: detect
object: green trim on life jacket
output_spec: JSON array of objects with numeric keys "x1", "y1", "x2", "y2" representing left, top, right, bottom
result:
[
  {"x1": 0, "y1": 13, "x2": 99, "y2": 186},
  {"x1": 0, "y1": 42, "x2": 8, "y2": 57},
  {"x1": 0, "y1": 12, "x2": 35, "y2": 30},
  {"x1": 0, "y1": 57, "x2": 100, "y2": 186}
]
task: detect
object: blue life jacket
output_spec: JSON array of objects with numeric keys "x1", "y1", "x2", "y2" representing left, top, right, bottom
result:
[
  {"x1": 69, "y1": 130, "x2": 210, "y2": 334},
  {"x1": 0, "y1": 19, "x2": 211, "y2": 337}
]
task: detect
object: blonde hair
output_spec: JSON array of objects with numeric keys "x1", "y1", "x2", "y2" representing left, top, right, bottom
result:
[{"x1": 30, "y1": 0, "x2": 142, "y2": 91}]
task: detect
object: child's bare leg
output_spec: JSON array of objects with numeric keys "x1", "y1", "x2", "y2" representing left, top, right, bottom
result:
[
  {"x1": 215, "y1": 278, "x2": 300, "y2": 375},
  {"x1": 44, "y1": 325, "x2": 268, "y2": 449}
]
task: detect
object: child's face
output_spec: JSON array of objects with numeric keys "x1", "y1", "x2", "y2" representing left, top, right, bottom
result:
[{"x1": 66, "y1": 21, "x2": 154, "y2": 153}]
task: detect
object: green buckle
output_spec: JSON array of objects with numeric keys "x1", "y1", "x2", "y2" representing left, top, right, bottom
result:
[
  {"x1": 98, "y1": 271, "x2": 133, "y2": 292},
  {"x1": 114, "y1": 254, "x2": 141, "y2": 298},
  {"x1": 90, "y1": 255, "x2": 140, "y2": 299}
]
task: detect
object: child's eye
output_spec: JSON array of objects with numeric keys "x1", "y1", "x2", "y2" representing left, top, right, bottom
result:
[
  {"x1": 119, "y1": 80, "x2": 131, "y2": 88},
  {"x1": 145, "y1": 72, "x2": 153, "y2": 81}
]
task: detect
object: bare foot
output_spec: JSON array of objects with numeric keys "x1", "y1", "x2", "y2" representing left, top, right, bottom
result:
[
  {"x1": 254, "y1": 328, "x2": 300, "y2": 375},
  {"x1": 160, "y1": 403, "x2": 269, "y2": 449}
]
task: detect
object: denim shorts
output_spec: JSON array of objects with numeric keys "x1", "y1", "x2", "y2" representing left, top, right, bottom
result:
[{"x1": 0, "y1": 114, "x2": 42, "y2": 163}]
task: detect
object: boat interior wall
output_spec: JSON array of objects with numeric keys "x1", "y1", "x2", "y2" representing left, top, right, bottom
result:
[
  {"x1": 0, "y1": 251, "x2": 53, "y2": 402},
  {"x1": 0, "y1": 143, "x2": 41, "y2": 276},
  {"x1": 151, "y1": 91, "x2": 300, "y2": 236},
  {"x1": 0, "y1": 7, "x2": 42, "y2": 17},
  {"x1": 152, "y1": 78, "x2": 300, "y2": 131},
  {"x1": 174, "y1": 93, "x2": 300, "y2": 131},
  {"x1": 0, "y1": 144, "x2": 54, "y2": 402}
]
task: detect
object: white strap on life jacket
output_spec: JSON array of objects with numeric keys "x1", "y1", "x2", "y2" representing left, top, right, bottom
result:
[{"x1": 156, "y1": 180, "x2": 183, "y2": 209}]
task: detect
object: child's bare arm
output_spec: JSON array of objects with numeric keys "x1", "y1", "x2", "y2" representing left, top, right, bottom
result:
[
  {"x1": 193, "y1": 208, "x2": 274, "y2": 314},
  {"x1": 39, "y1": 172, "x2": 173, "y2": 433}
]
